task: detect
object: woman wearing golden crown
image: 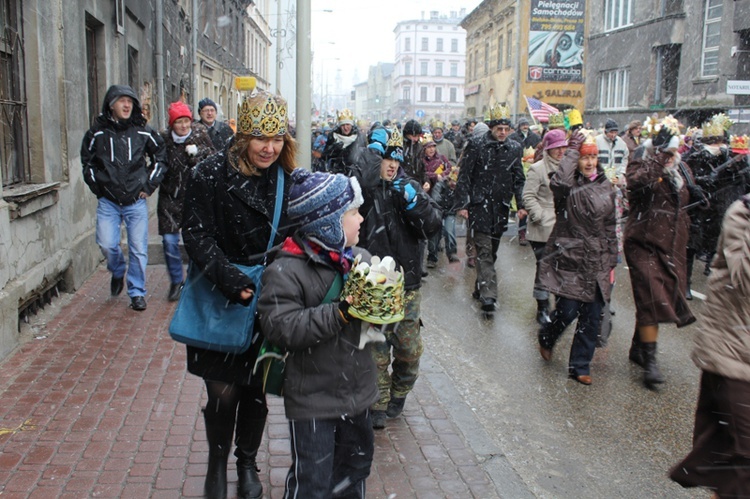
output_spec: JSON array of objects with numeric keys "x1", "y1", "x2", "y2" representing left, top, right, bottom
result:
[{"x1": 181, "y1": 88, "x2": 297, "y2": 499}]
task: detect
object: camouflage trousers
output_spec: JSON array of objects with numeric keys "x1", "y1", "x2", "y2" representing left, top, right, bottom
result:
[{"x1": 371, "y1": 289, "x2": 424, "y2": 411}]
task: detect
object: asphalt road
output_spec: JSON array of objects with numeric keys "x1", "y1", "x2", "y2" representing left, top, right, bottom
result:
[{"x1": 419, "y1": 232, "x2": 707, "y2": 498}]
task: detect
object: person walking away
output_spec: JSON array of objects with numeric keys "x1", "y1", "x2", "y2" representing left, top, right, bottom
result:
[
  {"x1": 669, "y1": 194, "x2": 750, "y2": 497},
  {"x1": 157, "y1": 101, "x2": 215, "y2": 301},
  {"x1": 258, "y1": 169, "x2": 377, "y2": 498},
  {"x1": 352, "y1": 127, "x2": 442, "y2": 429},
  {"x1": 80, "y1": 84, "x2": 167, "y2": 311},
  {"x1": 537, "y1": 132, "x2": 617, "y2": 385},
  {"x1": 455, "y1": 103, "x2": 526, "y2": 314},
  {"x1": 522, "y1": 129, "x2": 567, "y2": 325},
  {"x1": 624, "y1": 117, "x2": 697, "y2": 389},
  {"x1": 181, "y1": 89, "x2": 297, "y2": 499},
  {"x1": 197, "y1": 98, "x2": 234, "y2": 151}
]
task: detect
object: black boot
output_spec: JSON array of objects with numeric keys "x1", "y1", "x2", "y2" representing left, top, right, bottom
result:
[
  {"x1": 204, "y1": 410, "x2": 233, "y2": 499},
  {"x1": 535, "y1": 299, "x2": 551, "y2": 325},
  {"x1": 234, "y1": 417, "x2": 265, "y2": 499},
  {"x1": 641, "y1": 342, "x2": 665, "y2": 389},
  {"x1": 628, "y1": 329, "x2": 645, "y2": 368}
]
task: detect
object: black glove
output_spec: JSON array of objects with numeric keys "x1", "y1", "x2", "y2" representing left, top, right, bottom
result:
[
  {"x1": 338, "y1": 300, "x2": 354, "y2": 323},
  {"x1": 567, "y1": 131, "x2": 585, "y2": 151}
]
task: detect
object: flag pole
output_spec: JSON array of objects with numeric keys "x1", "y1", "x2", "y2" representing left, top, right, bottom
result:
[{"x1": 523, "y1": 95, "x2": 540, "y2": 127}]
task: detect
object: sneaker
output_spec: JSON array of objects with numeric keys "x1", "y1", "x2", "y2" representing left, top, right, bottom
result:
[
  {"x1": 130, "y1": 296, "x2": 147, "y2": 311},
  {"x1": 168, "y1": 282, "x2": 183, "y2": 302},
  {"x1": 371, "y1": 410, "x2": 387, "y2": 429},
  {"x1": 386, "y1": 397, "x2": 406, "y2": 418},
  {"x1": 110, "y1": 276, "x2": 124, "y2": 296}
]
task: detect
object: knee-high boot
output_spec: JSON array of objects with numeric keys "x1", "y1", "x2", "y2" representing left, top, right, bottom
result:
[
  {"x1": 628, "y1": 328, "x2": 645, "y2": 367},
  {"x1": 203, "y1": 409, "x2": 234, "y2": 499},
  {"x1": 641, "y1": 342, "x2": 665, "y2": 388},
  {"x1": 234, "y1": 416, "x2": 265, "y2": 499}
]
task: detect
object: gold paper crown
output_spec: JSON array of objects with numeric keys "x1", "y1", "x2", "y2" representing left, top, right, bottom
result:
[
  {"x1": 484, "y1": 103, "x2": 511, "y2": 122},
  {"x1": 641, "y1": 115, "x2": 681, "y2": 138},
  {"x1": 419, "y1": 133, "x2": 434, "y2": 145},
  {"x1": 730, "y1": 134, "x2": 749, "y2": 152},
  {"x1": 447, "y1": 166, "x2": 460, "y2": 182},
  {"x1": 337, "y1": 108, "x2": 355, "y2": 125},
  {"x1": 431, "y1": 120, "x2": 445, "y2": 131},
  {"x1": 702, "y1": 113, "x2": 733, "y2": 138},
  {"x1": 523, "y1": 146, "x2": 536, "y2": 162},
  {"x1": 564, "y1": 109, "x2": 583, "y2": 128},
  {"x1": 342, "y1": 255, "x2": 405, "y2": 324},
  {"x1": 387, "y1": 129, "x2": 403, "y2": 148},
  {"x1": 237, "y1": 90, "x2": 288, "y2": 137},
  {"x1": 547, "y1": 113, "x2": 565, "y2": 129}
]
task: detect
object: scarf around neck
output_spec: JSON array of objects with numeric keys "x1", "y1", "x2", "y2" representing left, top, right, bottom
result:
[{"x1": 282, "y1": 237, "x2": 353, "y2": 276}]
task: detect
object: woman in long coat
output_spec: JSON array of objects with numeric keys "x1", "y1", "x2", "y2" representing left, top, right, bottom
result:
[
  {"x1": 624, "y1": 122, "x2": 697, "y2": 389},
  {"x1": 158, "y1": 101, "x2": 215, "y2": 301},
  {"x1": 181, "y1": 90, "x2": 297, "y2": 499},
  {"x1": 670, "y1": 194, "x2": 750, "y2": 496},
  {"x1": 537, "y1": 132, "x2": 618, "y2": 385}
]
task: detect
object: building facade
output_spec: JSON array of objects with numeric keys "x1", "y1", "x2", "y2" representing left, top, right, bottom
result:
[
  {"x1": 585, "y1": 0, "x2": 750, "y2": 130},
  {"x1": 0, "y1": 0, "x2": 261, "y2": 361},
  {"x1": 392, "y1": 10, "x2": 467, "y2": 124},
  {"x1": 462, "y1": 0, "x2": 586, "y2": 124}
]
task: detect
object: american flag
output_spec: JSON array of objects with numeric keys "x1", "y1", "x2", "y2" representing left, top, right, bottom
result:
[{"x1": 525, "y1": 97, "x2": 560, "y2": 123}]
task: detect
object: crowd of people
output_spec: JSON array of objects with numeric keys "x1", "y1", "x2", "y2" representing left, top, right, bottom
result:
[{"x1": 80, "y1": 84, "x2": 749, "y2": 498}]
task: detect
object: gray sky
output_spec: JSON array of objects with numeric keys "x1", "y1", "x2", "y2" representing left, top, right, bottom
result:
[{"x1": 310, "y1": 0, "x2": 482, "y2": 88}]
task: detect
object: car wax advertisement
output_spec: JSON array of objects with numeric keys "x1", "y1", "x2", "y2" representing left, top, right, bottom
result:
[{"x1": 527, "y1": 0, "x2": 585, "y2": 82}]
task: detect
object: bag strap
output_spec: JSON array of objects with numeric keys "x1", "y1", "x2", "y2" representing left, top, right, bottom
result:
[
  {"x1": 322, "y1": 273, "x2": 343, "y2": 304},
  {"x1": 266, "y1": 165, "x2": 285, "y2": 252}
]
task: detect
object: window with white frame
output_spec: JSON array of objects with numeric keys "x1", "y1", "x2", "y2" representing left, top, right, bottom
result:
[
  {"x1": 497, "y1": 35, "x2": 504, "y2": 70},
  {"x1": 450, "y1": 87, "x2": 457, "y2": 102},
  {"x1": 506, "y1": 28, "x2": 512, "y2": 68},
  {"x1": 420, "y1": 86, "x2": 428, "y2": 101},
  {"x1": 451, "y1": 38, "x2": 458, "y2": 52},
  {"x1": 404, "y1": 62, "x2": 411, "y2": 76},
  {"x1": 405, "y1": 37, "x2": 411, "y2": 51},
  {"x1": 604, "y1": 0, "x2": 633, "y2": 31},
  {"x1": 484, "y1": 40, "x2": 490, "y2": 75},
  {"x1": 701, "y1": 0, "x2": 722, "y2": 77},
  {"x1": 599, "y1": 69, "x2": 629, "y2": 110},
  {"x1": 436, "y1": 62, "x2": 443, "y2": 76},
  {"x1": 437, "y1": 38, "x2": 443, "y2": 52},
  {"x1": 435, "y1": 87, "x2": 442, "y2": 102},
  {"x1": 450, "y1": 62, "x2": 458, "y2": 77},
  {"x1": 421, "y1": 37, "x2": 428, "y2": 51},
  {"x1": 403, "y1": 87, "x2": 411, "y2": 102},
  {"x1": 420, "y1": 61, "x2": 428, "y2": 75}
]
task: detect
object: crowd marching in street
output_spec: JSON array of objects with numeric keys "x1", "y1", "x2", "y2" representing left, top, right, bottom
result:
[{"x1": 80, "y1": 82, "x2": 750, "y2": 497}]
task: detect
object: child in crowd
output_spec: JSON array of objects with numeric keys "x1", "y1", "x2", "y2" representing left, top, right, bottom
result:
[
  {"x1": 429, "y1": 166, "x2": 461, "y2": 264},
  {"x1": 257, "y1": 169, "x2": 377, "y2": 498}
]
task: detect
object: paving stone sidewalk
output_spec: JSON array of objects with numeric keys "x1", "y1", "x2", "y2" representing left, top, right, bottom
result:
[{"x1": 0, "y1": 265, "x2": 503, "y2": 498}]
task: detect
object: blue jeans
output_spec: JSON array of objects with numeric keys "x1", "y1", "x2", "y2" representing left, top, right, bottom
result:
[
  {"x1": 286, "y1": 410, "x2": 374, "y2": 498},
  {"x1": 538, "y1": 291, "x2": 604, "y2": 376},
  {"x1": 428, "y1": 215, "x2": 457, "y2": 261},
  {"x1": 162, "y1": 232, "x2": 183, "y2": 284},
  {"x1": 96, "y1": 197, "x2": 149, "y2": 297}
]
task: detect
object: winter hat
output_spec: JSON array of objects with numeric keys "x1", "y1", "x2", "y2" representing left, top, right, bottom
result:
[
  {"x1": 604, "y1": 119, "x2": 619, "y2": 133},
  {"x1": 543, "y1": 129, "x2": 568, "y2": 150},
  {"x1": 168, "y1": 101, "x2": 193, "y2": 127},
  {"x1": 473, "y1": 122, "x2": 489, "y2": 137},
  {"x1": 517, "y1": 118, "x2": 530, "y2": 128},
  {"x1": 287, "y1": 169, "x2": 364, "y2": 252},
  {"x1": 198, "y1": 98, "x2": 217, "y2": 112}
]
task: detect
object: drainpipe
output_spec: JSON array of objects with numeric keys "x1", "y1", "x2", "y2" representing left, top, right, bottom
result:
[
  {"x1": 297, "y1": 0, "x2": 311, "y2": 168},
  {"x1": 512, "y1": 3, "x2": 521, "y2": 124},
  {"x1": 155, "y1": 0, "x2": 165, "y2": 128},
  {"x1": 192, "y1": 0, "x2": 198, "y2": 110}
]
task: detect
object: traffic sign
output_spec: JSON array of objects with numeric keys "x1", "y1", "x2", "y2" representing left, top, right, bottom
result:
[{"x1": 415, "y1": 109, "x2": 425, "y2": 118}]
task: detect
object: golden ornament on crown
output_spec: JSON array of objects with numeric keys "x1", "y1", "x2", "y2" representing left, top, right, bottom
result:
[
  {"x1": 387, "y1": 128, "x2": 403, "y2": 148},
  {"x1": 236, "y1": 90, "x2": 288, "y2": 137},
  {"x1": 342, "y1": 255, "x2": 405, "y2": 324},
  {"x1": 337, "y1": 109, "x2": 355, "y2": 125},
  {"x1": 547, "y1": 113, "x2": 565, "y2": 129},
  {"x1": 702, "y1": 113, "x2": 734, "y2": 138},
  {"x1": 730, "y1": 134, "x2": 750, "y2": 153},
  {"x1": 484, "y1": 103, "x2": 512, "y2": 122}
]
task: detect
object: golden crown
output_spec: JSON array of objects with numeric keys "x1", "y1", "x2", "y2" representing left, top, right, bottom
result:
[
  {"x1": 337, "y1": 108, "x2": 355, "y2": 125},
  {"x1": 387, "y1": 129, "x2": 403, "y2": 148},
  {"x1": 431, "y1": 120, "x2": 445, "y2": 131},
  {"x1": 419, "y1": 133, "x2": 434, "y2": 145},
  {"x1": 342, "y1": 255, "x2": 405, "y2": 324},
  {"x1": 237, "y1": 90, "x2": 288, "y2": 137},
  {"x1": 548, "y1": 113, "x2": 565, "y2": 129},
  {"x1": 730, "y1": 134, "x2": 749, "y2": 152},
  {"x1": 702, "y1": 113, "x2": 733, "y2": 138},
  {"x1": 485, "y1": 102, "x2": 511, "y2": 122}
]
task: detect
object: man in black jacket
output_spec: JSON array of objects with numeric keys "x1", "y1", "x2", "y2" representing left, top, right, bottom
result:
[
  {"x1": 81, "y1": 84, "x2": 167, "y2": 310},
  {"x1": 456, "y1": 104, "x2": 526, "y2": 313},
  {"x1": 197, "y1": 98, "x2": 234, "y2": 150}
]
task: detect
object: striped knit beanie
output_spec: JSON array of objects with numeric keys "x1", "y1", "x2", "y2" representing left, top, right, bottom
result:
[{"x1": 287, "y1": 169, "x2": 364, "y2": 252}]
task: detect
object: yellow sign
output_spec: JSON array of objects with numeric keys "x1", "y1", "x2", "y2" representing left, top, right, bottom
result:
[{"x1": 235, "y1": 77, "x2": 257, "y2": 92}]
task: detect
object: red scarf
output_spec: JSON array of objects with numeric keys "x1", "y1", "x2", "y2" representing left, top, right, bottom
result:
[{"x1": 281, "y1": 237, "x2": 353, "y2": 275}]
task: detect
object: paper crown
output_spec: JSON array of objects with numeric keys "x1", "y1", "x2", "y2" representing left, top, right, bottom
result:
[
  {"x1": 342, "y1": 255, "x2": 405, "y2": 324},
  {"x1": 419, "y1": 133, "x2": 434, "y2": 145},
  {"x1": 579, "y1": 130, "x2": 598, "y2": 155},
  {"x1": 547, "y1": 113, "x2": 565, "y2": 129},
  {"x1": 485, "y1": 103, "x2": 512, "y2": 123},
  {"x1": 642, "y1": 115, "x2": 681, "y2": 138},
  {"x1": 447, "y1": 166, "x2": 460, "y2": 182},
  {"x1": 702, "y1": 113, "x2": 733, "y2": 138},
  {"x1": 685, "y1": 126, "x2": 701, "y2": 138},
  {"x1": 337, "y1": 108, "x2": 355, "y2": 125},
  {"x1": 730, "y1": 134, "x2": 749, "y2": 153},
  {"x1": 564, "y1": 109, "x2": 583, "y2": 129},
  {"x1": 522, "y1": 146, "x2": 536, "y2": 162},
  {"x1": 431, "y1": 120, "x2": 445, "y2": 131},
  {"x1": 236, "y1": 90, "x2": 288, "y2": 137},
  {"x1": 387, "y1": 129, "x2": 403, "y2": 148}
]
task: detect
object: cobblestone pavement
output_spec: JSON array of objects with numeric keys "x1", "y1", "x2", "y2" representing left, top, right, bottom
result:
[{"x1": 0, "y1": 264, "x2": 506, "y2": 498}]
